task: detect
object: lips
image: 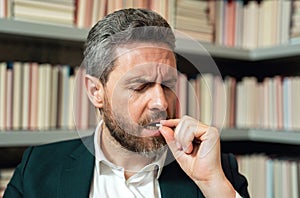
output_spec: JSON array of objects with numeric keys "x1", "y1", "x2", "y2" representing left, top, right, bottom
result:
[{"x1": 144, "y1": 121, "x2": 161, "y2": 130}]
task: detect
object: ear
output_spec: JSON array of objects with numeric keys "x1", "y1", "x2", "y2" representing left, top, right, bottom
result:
[{"x1": 84, "y1": 74, "x2": 104, "y2": 109}]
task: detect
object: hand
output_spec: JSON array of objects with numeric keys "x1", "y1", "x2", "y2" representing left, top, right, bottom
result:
[{"x1": 159, "y1": 115, "x2": 235, "y2": 198}]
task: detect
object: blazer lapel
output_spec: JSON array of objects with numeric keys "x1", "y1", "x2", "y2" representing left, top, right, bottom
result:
[{"x1": 59, "y1": 135, "x2": 95, "y2": 198}]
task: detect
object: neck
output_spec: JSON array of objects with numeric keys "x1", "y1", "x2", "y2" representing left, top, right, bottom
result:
[{"x1": 100, "y1": 124, "x2": 155, "y2": 177}]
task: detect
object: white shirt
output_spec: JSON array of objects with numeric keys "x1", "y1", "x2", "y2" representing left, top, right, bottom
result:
[
  {"x1": 89, "y1": 121, "x2": 243, "y2": 198},
  {"x1": 89, "y1": 121, "x2": 166, "y2": 198}
]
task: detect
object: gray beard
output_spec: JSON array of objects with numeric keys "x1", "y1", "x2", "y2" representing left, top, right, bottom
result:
[{"x1": 101, "y1": 97, "x2": 169, "y2": 158}]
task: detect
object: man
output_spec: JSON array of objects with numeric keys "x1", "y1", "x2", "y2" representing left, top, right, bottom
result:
[{"x1": 4, "y1": 9, "x2": 249, "y2": 198}]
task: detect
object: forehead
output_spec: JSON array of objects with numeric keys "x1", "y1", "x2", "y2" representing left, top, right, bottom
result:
[{"x1": 112, "y1": 42, "x2": 177, "y2": 76}]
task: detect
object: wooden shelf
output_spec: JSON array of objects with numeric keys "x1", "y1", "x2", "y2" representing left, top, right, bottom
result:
[
  {"x1": 0, "y1": 128, "x2": 300, "y2": 147},
  {"x1": 1, "y1": 18, "x2": 300, "y2": 61}
]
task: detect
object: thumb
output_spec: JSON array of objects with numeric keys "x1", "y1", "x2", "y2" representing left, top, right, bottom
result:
[{"x1": 159, "y1": 126, "x2": 179, "y2": 153}]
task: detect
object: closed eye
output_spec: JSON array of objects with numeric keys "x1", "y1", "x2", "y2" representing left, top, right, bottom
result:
[{"x1": 131, "y1": 83, "x2": 153, "y2": 92}]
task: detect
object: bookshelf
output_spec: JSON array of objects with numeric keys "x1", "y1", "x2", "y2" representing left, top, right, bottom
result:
[
  {"x1": 220, "y1": 129, "x2": 300, "y2": 145},
  {"x1": 0, "y1": 130, "x2": 94, "y2": 147},
  {"x1": 1, "y1": 19, "x2": 300, "y2": 144},
  {"x1": 1, "y1": 18, "x2": 300, "y2": 61},
  {"x1": 0, "y1": 128, "x2": 300, "y2": 147},
  {"x1": 1, "y1": 2, "x2": 300, "y2": 197},
  {"x1": 0, "y1": 18, "x2": 88, "y2": 41},
  {"x1": 176, "y1": 38, "x2": 300, "y2": 61}
]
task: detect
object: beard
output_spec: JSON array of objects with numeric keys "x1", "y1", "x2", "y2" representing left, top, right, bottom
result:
[{"x1": 101, "y1": 94, "x2": 176, "y2": 158}]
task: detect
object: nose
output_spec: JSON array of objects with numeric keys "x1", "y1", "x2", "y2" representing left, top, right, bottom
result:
[{"x1": 148, "y1": 84, "x2": 168, "y2": 111}]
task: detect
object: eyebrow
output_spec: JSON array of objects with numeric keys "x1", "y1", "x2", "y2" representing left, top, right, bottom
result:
[{"x1": 124, "y1": 76, "x2": 177, "y2": 85}]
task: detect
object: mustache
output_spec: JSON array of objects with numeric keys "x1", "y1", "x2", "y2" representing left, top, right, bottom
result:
[{"x1": 139, "y1": 111, "x2": 168, "y2": 126}]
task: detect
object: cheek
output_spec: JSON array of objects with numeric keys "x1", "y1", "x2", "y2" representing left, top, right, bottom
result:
[
  {"x1": 109, "y1": 88, "x2": 145, "y2": 123},
  {"x1": 108, "y1": 87, "x2": 129, "y2": 113},
  {"x1": 127, "y1": 93, "x2": 148, "y2": 122}
]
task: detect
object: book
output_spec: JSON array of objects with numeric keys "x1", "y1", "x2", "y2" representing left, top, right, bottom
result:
[
  {"x1": 60, "y1": 66, "x2": 70, "y2": 129},
  {"x1": 260, "y1": 0, "x2": 276, "y2": 47},
  {"x1": 76, "y1": 0, "x2": 86, "y2": 28},
  {"x1": 195, "y1": 75, "x2": 201, "y2": 120},
  {"x1": 228, "y1": 76, "x2": 236, "y2": 128},
  {"x1": 0, "y1": 0, "x2": 5, "y2": 17},
  {"x1": 37, "y1": 64, "x2": 47, "y2": 130},
  {"x1": 215, "y1": 0, "x2": 225, "y2": 45},
  {"x1": 293, "y1": 77, "x2": 300, "y2": 130},
  {"x1": 234, "y1": 0, "x2": 243, "y2": 47},
  {"x1": 266, "y1": 159, "x2": 274, "y2": 198},
  {"x1": 274, "y1": 76, "x2": 283, "y2": 129},
  {"x1": 73, "y1": 67, "x2": 83, "y2": 129},
  {"x1": 200, "y1": 73, "x2": 213, "y2": 125},
  {"x1": 13, "y1": 0, "x2": 75, "y2": 26},
  {"x1": 168, "y1": 0, "x2": 176, "y2": 27},
  {"x1": 21, "y1": 62, "x2": 30, "y2": 129},
  {"x1": 187, "y1": 78, "x2": 197, "y2": 118},
  {"x1": 68, "y1": 74, "x2": 75, "y2": 129},
  {"x1": 50, "y1": 66, "x2": 59, "y2": 129},
  {"x1": 12, "y1": 62, "x2": 23, "y2": 130},
  {"x1": 235, "y1": 80, "x2": 244, "y2": 128},
  {"x1": 5, "y1": 65, "x2": 13, "y2": 130},
  {"x1": 13, "y1": 0, "x2": 74, "y2": 19},
  {"x1": 80, "y1": 78, "x2": 90, "y2": 130},
  {"x1": 224, "y1": 0, "x2": 236, "y2": 47},
  {"x1": 243, "y1": 1, "x2": 259, "y2": 49},
  {"x1": 273, "y1": 160, "x2": 283, "y2": 198},
  {"x1": 291, "y1": 161, "x2": 299, "y2": 198},
  {"x1": 83, "y1": 0, "x2": 93, "y2": 28},
  {"x1": 212, "y1": 75, "x2": 226, "y2": 128},
  {"x1": 176, "y1": 29, "x2": 214, "y2": 43},
  {"x1": 29, "y1": 62, "x2": 39, "y2": 130},
  {"x1": 0, "y1": 63, "x2": 6, "y2": 130},
  {"x1": 281, "y1": 161, "x2": 291, "y2": 198},
  {"x1": 263, "y1": 78, "x2": 270, "y2": 129},
  {"x1": 44, "y1": 64, "x2": 52, "y2": 129},
  {"x1": 175, "y1": 0, "x2": 214, "y2": 42},
  {"x1": 176, "y1": 73, "x2": 187, "y2": 117}
]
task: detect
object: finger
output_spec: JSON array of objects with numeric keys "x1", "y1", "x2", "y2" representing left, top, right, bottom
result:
[
  {"x1": 160, "y1": 118, "x2": 187, "y2": 152},
  {"x1": 159, "y1": 126, "x2": 174, "y2": 143},
  {"x1": 174, "y1": 116, "x2": 208, "y2": 154},
  {"x1": 159, "y1": 126, "x2": 181, "y2": 152},
  {"x1": 160, "y1": 119, "x2": 180, "y2": 128}
]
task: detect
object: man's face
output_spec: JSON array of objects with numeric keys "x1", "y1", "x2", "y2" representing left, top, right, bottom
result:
[{"x1": 102, "y1": 42, "x2": 177, "y2": 157}]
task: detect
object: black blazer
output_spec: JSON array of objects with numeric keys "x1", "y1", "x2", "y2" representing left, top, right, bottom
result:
[{"x1": 4, "y1": 135, "x2": 250, "y2": 198}]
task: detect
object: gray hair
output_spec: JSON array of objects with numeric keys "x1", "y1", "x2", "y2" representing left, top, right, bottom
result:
[{"x1": 83, "y1": 8, "x2": 176, "y2": 84}]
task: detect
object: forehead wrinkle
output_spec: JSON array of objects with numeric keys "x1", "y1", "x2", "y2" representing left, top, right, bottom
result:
[
  {"x1": 112, "y1": 43, "x2": 176, "y2": 84},
  {"x1": 115, "y1": 43, "x2": 175, "y2": 65}
]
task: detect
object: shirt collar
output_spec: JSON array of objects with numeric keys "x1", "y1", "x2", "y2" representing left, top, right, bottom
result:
[{"x1": 93, "y1": 120, "x2": 167, "y2": 179}]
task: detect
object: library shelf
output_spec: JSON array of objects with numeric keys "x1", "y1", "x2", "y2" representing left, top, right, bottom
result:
[
  {"x1": 0, "y1": 18, "x2": 89, "y2": 42},
  {"x1": 175, "y1": 38, "x2": 300, "y2": 61},
  {"x1": 0, "y1": 130, "x2": 94, "y2": 147},
  {"x1": 0, "y1": 129, "x2": 299, "y2": 147},
  {"x1": 1, "y1": 18, "x2": 300, "y2": 61},
  {"x1": 221, "y1": 129, "x2": 300, "y2": 145}
]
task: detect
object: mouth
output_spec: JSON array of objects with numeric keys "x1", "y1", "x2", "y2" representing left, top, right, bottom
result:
[{"x1": 144, "y1": 121, "x2": 161, "y2": 130}]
